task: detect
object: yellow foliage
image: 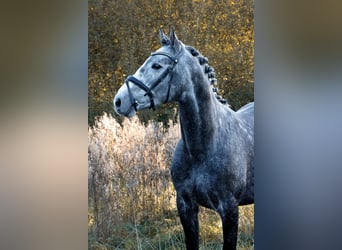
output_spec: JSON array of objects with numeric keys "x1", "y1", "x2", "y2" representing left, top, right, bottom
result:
[{"x1": 88, "y1": 0, "x2": 254, "y2": 125}]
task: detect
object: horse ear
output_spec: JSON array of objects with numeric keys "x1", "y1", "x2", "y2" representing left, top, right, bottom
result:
[
  {"x1": 159, "y1": 29, "x2": 170, "y2": 46},
  {"x1": 169, "y1": 27, "x2": 181, "y2": 51}
]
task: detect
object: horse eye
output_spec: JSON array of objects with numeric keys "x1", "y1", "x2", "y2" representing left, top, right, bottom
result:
[{"x1": 152, "y1": 63, "x2": 162, "y2": 70}]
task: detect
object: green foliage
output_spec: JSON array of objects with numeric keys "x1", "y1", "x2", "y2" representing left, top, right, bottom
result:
[{"x1": 88, "y1": 0, "x2": 254, "y2": 125}]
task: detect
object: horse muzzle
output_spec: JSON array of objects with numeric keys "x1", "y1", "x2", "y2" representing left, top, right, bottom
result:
[{"x1": 113, "y1": 92, "x2": 137, "y2": 117}]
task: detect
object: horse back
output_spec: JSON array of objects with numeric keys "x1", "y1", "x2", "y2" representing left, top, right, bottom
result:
[
  {"x1": 236, "y1": 102, "x2": 254, "y2": 134},
  {"x1": 236, "y1": 102, "x2": 254, "y2": 205}
]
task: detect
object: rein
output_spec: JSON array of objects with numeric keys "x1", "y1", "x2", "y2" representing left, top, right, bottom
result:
[{"x1": 124, "y1": 51, "x2": 180, "y2": 112}]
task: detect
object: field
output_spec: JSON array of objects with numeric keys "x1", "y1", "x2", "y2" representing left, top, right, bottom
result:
[{"x1": 88, "y1": 114, "x2": 254, "y2": 249}]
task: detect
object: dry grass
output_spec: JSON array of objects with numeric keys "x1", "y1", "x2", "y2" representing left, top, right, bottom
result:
[{"x1": 88, "y1": 114, "x2": 254, "y2": 249}]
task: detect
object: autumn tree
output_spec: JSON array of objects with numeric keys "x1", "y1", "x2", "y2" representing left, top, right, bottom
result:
[{"x1": 88, "y1": 0, "x2": 254, "y2": 126}]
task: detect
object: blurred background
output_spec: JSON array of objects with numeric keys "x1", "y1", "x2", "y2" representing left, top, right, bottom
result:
[{"x1": 0, "y1": 1, "x2": 87, "y2": 250}]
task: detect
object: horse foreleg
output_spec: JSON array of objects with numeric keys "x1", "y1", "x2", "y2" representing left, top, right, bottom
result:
[
  {"x1": 176, "y1": 194, "x2": 199, "y2": 250},
  {"x1": 220, "y1": 198, "x2": 239, "y2": 250}
]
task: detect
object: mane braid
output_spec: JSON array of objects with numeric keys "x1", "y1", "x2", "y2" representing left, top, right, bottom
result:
[{"x1": 185, "y1": 46, "x2": 228, "y2": 105}]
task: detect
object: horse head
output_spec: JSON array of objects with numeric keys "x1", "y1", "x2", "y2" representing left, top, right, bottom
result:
[{"x1": 114, "y1": 29, "x2": 187, "y2": 117}]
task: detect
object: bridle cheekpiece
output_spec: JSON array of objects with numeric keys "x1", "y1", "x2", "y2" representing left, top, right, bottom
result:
[{"x1": 124, "y1": 50, "x2": 180, "y2": 113}]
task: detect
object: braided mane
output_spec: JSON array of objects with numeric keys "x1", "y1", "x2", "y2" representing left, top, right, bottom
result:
[{"x1": 185, "y1": 46, "x2": 228, "y2": 105}]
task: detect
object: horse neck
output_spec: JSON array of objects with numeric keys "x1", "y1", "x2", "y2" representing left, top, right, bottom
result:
[{"x1": 178, "y1": 74, "x2": 223, "y2": 161}]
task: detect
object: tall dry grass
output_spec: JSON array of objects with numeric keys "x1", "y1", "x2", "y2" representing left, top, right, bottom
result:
[{"x1": 88, "y1": 114, "x2": 254, "y2": 249}]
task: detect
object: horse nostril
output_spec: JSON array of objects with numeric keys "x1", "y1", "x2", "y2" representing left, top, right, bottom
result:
[{"x1": 115, "y1": 98, "x2": 121, "y2": 108}]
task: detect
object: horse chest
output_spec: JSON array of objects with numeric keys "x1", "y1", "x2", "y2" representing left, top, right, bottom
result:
[{"x1": 174, "y1": 164, "x2": 222, "y2": 208}]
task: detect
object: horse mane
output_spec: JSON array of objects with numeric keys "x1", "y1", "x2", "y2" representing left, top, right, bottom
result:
[{"x1": 185, "y1": 45, "x2": 228, "y2": 105}]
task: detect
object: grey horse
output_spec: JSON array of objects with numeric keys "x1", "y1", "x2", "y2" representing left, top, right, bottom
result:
[{"x1": 114, "y1": 29, "x2": 254, "y2": 250}]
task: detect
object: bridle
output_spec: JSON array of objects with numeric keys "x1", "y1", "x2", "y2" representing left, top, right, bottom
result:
[{"x1": 124, "y1": 50, "x2": 180, "y2": 114}]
